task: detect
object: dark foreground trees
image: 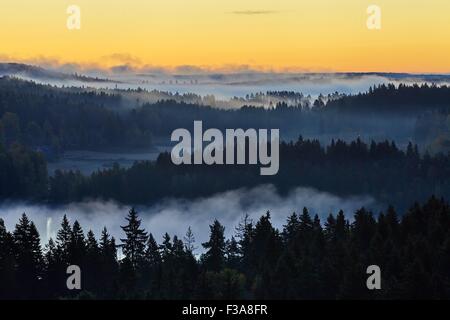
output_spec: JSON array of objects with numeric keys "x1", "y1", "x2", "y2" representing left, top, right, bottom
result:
[{"x1": 1, "y1": 196, "x2": 450, "y2": 300}]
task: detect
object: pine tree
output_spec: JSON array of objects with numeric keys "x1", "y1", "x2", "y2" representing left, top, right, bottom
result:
[
  {"x1": 312, "y1": 214, "x2": 325, "y2": 251},
  {"x1": 250, "y1": 212, "x2": 283, "y2": 298},
  {"x1": 184, "y1": 227, "x2": 197, "y2": 253},
  {"x1": 56, "y1": 215, "x2": 72, "y2": 264},
  {"x1": 69, "y1": 220, "x2": 86, "y2": 265},
  {"x1": 385, "y1": 205, "x2": 400, "y2": 239},
  {"x1": 159, "y1": 233, "x2": 175, "y2": 298},
  {"x1": 13, "y1": 213, "x2": 44, "y2": 298},
  {"x1": 86, "y1": 230, "x2": 99, "y2": 257},
  {"x1": 172, "y1": 236, "x2": 188, "y2": 298},
  {"x1": 352, "y1": 208, "x2": 377, "y2": 252},
  {"x1": 85, "y1": 230, "x2": 99, "y2": 294},
  {"x1": 225, "y1": 236, "x2": 241, "y2": 270},
  {"x1": 143, "y1": 233, "x2": 162, "y2": 298},
  {"x1": 324, "y1": 213, "x2": 336, "y2": 241},
  {"x1": 202, "y1": 220, "x2": 226, "y2": 272},
  {"x1": 120, "y1": 208, "x2": 148, "y2": 268},
  {"x1": 99, "y1": 227, "x2": 117, "y2": 260},
  {"x1": 299, "y1": 207, "x2": 313, "y2": 235},
  {"x1": 0, "y1": 218, "x2": 16, "y2": 299},
  {"x1": 335, "y1": 210, "x2": 349, "y2": 241},
  {"x1": 146, "y1": 234, "x2": 162, "y2": 266},
  {"x1": 251, "y1": 212, "x2": 282, "y2": 273},
  {"x1": 282, "y1": 212, "x2": 300, "y2": 245},
  {"x1": 235, "y1": 214, "x2": 254, "y2": 271},
  {"x1": 98, "y1": 227, "x2": 118, "y2": 298},
  {"x1": 160, "y1": 233, "x2": 173, "y2": 261}
]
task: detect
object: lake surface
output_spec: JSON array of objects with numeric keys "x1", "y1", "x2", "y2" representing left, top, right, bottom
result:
[{"x1": 47, "y1": 147, "x2": 171, "y2": 175}]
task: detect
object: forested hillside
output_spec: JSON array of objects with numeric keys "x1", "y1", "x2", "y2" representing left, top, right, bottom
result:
[
  {"x1": 0, "y1": 137, "x2": 449, "y2": 211},
  {"x1": 0, "y1": 77, "x2": 151, "y2": 151},
  {"x1": 1, "y1": 77, "x2": 450, "y2": 154},
  {"x1": 47, "y1": 138, "x2": 449, "y2": 211}
]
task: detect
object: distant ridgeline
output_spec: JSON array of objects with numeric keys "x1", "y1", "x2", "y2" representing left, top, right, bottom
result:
[
  {"x1": 1, "y1": 77, "x2": 450, "y2": 154},
  {"x1": 0, "y1": 77, "x2": 151, "y2": 153},
  {"x1": 1, "y1": 137, "x2": 449, "y2": 212},
  {"x1": 325, "y1": 83, "x2": 450, "y2": 114}
]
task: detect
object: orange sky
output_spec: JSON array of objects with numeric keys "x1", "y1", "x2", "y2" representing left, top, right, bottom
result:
[{"x1": 0, "y1": 0, "x2": 449, "y2": 73}]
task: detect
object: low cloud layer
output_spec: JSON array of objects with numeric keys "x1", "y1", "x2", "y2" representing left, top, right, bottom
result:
[{"x1": 0, "y1": 185, "x2": 377, "y2": 254}]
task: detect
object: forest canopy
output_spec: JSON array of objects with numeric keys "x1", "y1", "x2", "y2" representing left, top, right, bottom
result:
[
  {"x1": 1, "y1": 196, "x2": 449, "y2": 299},
  {"x1": 1, "y1": 77, "x2": 450, "y2": 154}
]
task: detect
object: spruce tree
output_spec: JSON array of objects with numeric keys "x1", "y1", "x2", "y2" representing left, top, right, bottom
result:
[
  {"x1": 251, "y1": 212, "x2": 282, "y2": 273},
  {"x1": 98, "y1": 227, "x2": 118, "y2": 298},
  {"x1": 56, "y1": 215, "x2": 72, "y2": 264},
  {"x1": 146, "y1": 233, "x2": 162, "y2": 266},
  {"x1": 324, "y1": 213, "x2": 336, "y2": 241},
  {"x1": 235, "y1": 214, "x2": 253, "y2": 272},
  {"x1": 99, "y1": 227, "x2": 117, "y2": 260},
  {"x1": 144, "y1": 233, "x2": 162, "y2": 298},
  {"x1": 85, "y1": 230, "x2": 99, "y2": 294},
  {"x1": 86, "y1": 230, "x2": 99, "y2": 257},
  {"x1": 299, "y1": 207, "x2": 313, "y2": 235},
  {"x1": 225, "y1": 236, "x2": 241, "y2": 270},
  {"x1": 43, "y1": 238, "x2": 60, "y2": 298},
  {"x1": 13, "y1": 213, "x2": 44, "y2": 298},
  {"x1": 0, "y1": 218, "x2": 16, "y2": 299},
  {"x1": 160, "y1": 233, "x2": 173, "y2": 261},
  {"x1": 184, "y1": 227, "x2": 197, "y2": 253},
  {"x1": 202, "y1": 219, "x2": 226, "y2": 272},
  {"x1": 282, "y1": 212, "x2": 300, "y2": 245},
  {"x1": 69, "y1": 220, "x2": 86, "y2": 265},
  {"x1": 120, "y1": 208, "x2": 148, "y2": 268}
]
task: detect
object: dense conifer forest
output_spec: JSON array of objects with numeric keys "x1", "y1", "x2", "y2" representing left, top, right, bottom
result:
[
  {"x1": 1, "y1": 77, "x2": 450, "y2": 300},
  {"x1": 1, "y1": 196, "x2": 450, "y2": 299},
  {"x1": 0, "y1": 137, "x2": 448, "y2": 211},
  {"x1": 2, "y1": 77, "x2": 450, "y2": 153}
]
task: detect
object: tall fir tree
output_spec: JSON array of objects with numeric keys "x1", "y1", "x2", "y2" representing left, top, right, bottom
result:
[
  {"x1": 282, "y1": 212, "x2": 300, "y2": 245},
  {"x1": 184, "y1": 227, "x2": 197, "y2": 254},
  {"x1": 13, "y1": 213, "x2": 44, "y2": 299},
  {"x1": 98, "y1": 227, "x2": 118, "y2": 297},
  {"x1": 84, "y1": 230, "x2": 99, "y2": 293},
  {"x1": 225, "y1": 236, "x2": 241, "y2": 270},
  {"x1": 0, "y1": 218, "x2": 16, "y2": 299},
  {"x1": 56, "y1": 215, "x2": 72, "y2": 264},
  {"x1": 120, "y1": 208, "x2": 148, "y2": 268},
  {"x1": 143, "y1": 233, "x2": 162, "y2": 298},
  {"x1": 202, "y1": 219, "x2": 226, "y2": 272},
  {"x1": 69, "y1": 220, "x2": 86, "y2": 266}
]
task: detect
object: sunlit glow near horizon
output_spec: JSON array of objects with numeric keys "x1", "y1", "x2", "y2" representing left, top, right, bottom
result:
[{"x1": 0, "y1": 0, "x2": 449, "y2": 73}]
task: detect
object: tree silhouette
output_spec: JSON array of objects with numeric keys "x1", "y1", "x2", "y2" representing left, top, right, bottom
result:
[
  {"x1": 0, "y1": 218, "x2": 16, "y2": 299},
  {"x1": 202, "y1": 220, "x2": 226, "y2": 272},
  {"x1": 120, "y1": 208, "x2": 148, "y2": 269},
  {"x1": 1, "y1": 197, "x2": 450, "y2": 299},
  {"x1": 13, "y1": 213, "x2": 43, "y2": 298}
]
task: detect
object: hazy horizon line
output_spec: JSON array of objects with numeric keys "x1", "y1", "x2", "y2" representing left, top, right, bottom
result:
[{"x1": 1, "y1": 55, "x2": 450, "y2": 76}]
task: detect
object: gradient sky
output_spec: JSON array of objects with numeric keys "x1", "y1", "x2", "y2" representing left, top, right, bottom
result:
[{"x1": 1, "y1": 0, "x2": 449, "y2": 73}]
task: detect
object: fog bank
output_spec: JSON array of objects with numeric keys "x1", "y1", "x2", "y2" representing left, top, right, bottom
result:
[{"x1": 0, "y1": 185, "x2": 377, "y2": 253}]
